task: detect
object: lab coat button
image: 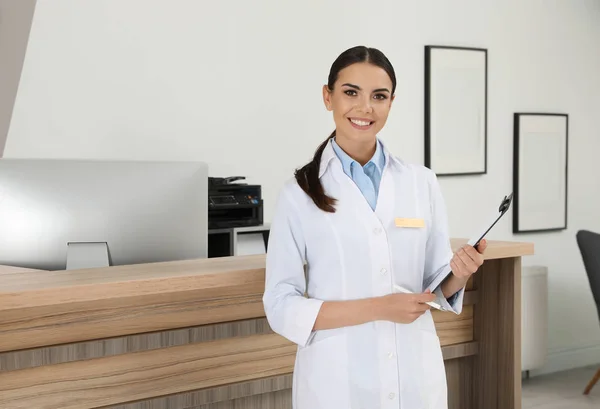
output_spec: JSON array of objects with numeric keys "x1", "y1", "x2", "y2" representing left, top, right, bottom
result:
[
  {"x1": 380, "y1": 267, "x2": 387, "y2": 274},
  {"x1": 373, "y1": 227, "x2": 382, "y2": 235},
  {"x1": 387, "y1": 351, "x2": 395, "y2": 358},
  {"x1": 388, "y1": 392, "x2": 395, "y2": 399}
]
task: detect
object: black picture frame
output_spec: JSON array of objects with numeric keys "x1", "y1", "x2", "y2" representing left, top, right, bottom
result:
[
  {"x1": 424, "y1": 45, "x2": 488, "y2": 176},
  {"x1": 513, "y1": 112, "x2": 568, "y2": 233}
]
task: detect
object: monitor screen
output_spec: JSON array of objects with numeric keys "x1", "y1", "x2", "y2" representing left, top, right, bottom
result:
[{"x1": 0, "y1": 158, "x2": 208, "y2": 271}]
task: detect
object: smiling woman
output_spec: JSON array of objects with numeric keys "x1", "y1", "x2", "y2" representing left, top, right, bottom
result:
[
  {"x1": 263, "y1": 45, "x2": 487, "y2": 409},
  {"x1": 294, "y1": 46, "x2": 397, "y2": 212}
]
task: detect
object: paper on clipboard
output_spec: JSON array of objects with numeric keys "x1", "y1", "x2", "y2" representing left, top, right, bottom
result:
[{"x1": 393, "y1": 284, "x2": 448, "y2": 311}]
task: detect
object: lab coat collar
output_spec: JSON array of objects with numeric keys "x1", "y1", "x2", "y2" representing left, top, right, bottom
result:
[
  {"x1": 331, "y1": 137, "x2": 385, "y2": 177},
  {"x1": 318, "y1": 137, "x2": 404, "y2": 178}
]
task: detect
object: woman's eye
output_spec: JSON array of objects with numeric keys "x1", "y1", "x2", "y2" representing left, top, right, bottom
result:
[
  {"x1": 374, "y1": 94, "x2": 388, "y2": 100},
  {"x1": 344, "y1": 90, "x2": 357, "y2": 96}
]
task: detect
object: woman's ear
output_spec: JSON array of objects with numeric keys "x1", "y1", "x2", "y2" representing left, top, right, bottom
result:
[{"x1": 322, "y1": 85, "x2": 333, "y2": 111}]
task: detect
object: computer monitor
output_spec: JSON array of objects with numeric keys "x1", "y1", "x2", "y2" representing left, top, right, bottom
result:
[{"x1": 0, "y1": 158, "x2": 208, "y2": 271}]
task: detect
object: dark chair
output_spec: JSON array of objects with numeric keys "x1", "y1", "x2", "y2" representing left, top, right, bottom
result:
[{"x1": 575, "y1": 229, "x2": 600, "y2": 395}]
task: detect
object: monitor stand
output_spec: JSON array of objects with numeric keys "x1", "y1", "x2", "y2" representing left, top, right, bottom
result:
[{"x1": 66, "y1": 242, "x2": 110, "y2": 270}]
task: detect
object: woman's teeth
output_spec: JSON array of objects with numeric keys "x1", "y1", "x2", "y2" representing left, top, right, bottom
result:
[{"x1": 350, "y1": 119, "x2": 371, "y2": 126}]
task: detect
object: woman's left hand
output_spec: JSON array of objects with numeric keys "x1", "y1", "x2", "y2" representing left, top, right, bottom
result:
[{"x1": 450, "y1": 239, "x2": 488, "y2": 279}]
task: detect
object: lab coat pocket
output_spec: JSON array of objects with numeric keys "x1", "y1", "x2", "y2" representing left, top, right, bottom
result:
[
  {"x1": 419, "y1": 329, "x2": 448, "y2": 409},
  {"x1": 295, "y1": 334, "x2": 350, "y2": 409}
]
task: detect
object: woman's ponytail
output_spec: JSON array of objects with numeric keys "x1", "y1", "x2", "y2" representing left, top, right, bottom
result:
[{"x1": 294, "y1": 131, "x2": 337, "y2": 212}]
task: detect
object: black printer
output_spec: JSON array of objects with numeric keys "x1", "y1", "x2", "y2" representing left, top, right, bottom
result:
[{"x1": 207, "y1": 176, "x2": 263, "y2": 229}]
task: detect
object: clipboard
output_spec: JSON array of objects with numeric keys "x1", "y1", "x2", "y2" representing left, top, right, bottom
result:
[{"x1": 467, "y1": 193, "x2": 513, "y2": 249}]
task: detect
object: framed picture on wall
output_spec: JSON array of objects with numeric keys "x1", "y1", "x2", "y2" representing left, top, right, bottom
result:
[
  {"x1": 424, "y1": 45, "x2": 487, "y2": 176},
  {"x1": 513, "y1": 113, "x2": 568, "y2": 233}
]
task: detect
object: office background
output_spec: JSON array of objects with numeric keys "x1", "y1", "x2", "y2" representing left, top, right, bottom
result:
[{"x1": 1, "y1": 0, "x2": 599, "y2": 378}]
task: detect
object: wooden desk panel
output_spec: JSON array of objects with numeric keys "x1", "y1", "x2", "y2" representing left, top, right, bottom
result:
[
  {"x1": 434, "y1": 305, "x2": 474, "y2": 346},
  {"x1": 0, "y1": 290, "x2": 266, "y2": 352},
  {"x1": 0, "y1": 240, "x2": 533, "y2": 353},
  {"x1": 0, "y1": 334, "x2": 481, "y2": 409},
  {"x1": 0, "y1": 334, "x2": 296, "y2": 409}
]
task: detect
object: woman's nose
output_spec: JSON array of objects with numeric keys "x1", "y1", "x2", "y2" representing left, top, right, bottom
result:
[{"x1": 356, "y1": 96, "x2": 373, "y2": 114}]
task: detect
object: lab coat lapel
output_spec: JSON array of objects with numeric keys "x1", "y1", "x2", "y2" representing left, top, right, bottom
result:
[
  {"x1": 374, "y1": 140, "x2": 404, "y2": 226},
  {"x1": 373, "y1": 154, "x2": 394, "y2": 225}
]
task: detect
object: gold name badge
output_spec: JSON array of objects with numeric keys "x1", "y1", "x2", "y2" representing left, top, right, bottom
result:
[{"x1": 394, "y1": 218, "x2": 425, "y2": 228}]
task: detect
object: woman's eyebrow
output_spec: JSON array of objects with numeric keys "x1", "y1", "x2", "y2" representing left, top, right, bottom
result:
[
  {"x1": 341, "y1": 83, "x2": 361, "y2": 90},
  {"x1": 341, "y1": 83, "x2": 390, "y2": 93}
]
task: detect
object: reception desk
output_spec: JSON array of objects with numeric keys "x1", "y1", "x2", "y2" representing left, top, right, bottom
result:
[{"x1": 0, "y1": 239, "x2": 533, "y2": 409}]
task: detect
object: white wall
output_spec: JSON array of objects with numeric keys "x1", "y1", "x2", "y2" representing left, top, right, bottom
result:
[{"x1": 5, "y1": 0, "x2": 600, "y2": 375}]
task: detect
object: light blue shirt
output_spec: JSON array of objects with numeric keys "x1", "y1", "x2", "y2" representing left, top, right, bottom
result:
[{"x1": 331, "y1": 138, "x2": 385, "y2": 210}]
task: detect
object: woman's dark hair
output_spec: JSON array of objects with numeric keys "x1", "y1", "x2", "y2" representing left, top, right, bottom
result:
[{"x1": 294, "y1": 46, "x2": 397, "y2": 212}]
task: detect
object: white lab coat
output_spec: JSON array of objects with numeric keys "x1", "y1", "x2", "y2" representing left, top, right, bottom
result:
[{"x1": 263, "y1": 139, "x2": 464, "y2": 409}]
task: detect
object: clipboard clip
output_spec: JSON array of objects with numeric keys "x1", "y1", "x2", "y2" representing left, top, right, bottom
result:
[
  {"x1": 470, "y1": 192, "x2": 513, "y2": 249},
  {"x1": 499, "y1": 193, "x2": 513, "y2": 214}
]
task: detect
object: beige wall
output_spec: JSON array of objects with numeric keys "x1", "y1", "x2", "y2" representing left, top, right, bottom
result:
[{"x1": 0, "y1": 0, "x2": 36, "y2": 157}]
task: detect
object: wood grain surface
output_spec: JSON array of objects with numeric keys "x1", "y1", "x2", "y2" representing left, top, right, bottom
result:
[
  {"x1": 451, "y1": 239, "x2": 533, "y2": 260},
  {"x1": 446, "y1": 356, "x2": 475, "y2": 409},
  {"x1": 498, "y1": 257, "x2": 522, "y2": 409},
  {"x1": 0, "y1": 318, "x2": 273, "y2": 372},
  {"x1": 105, "y1": 348, "x2": 480, "y2": 409},
  {"x1": 0, "y1": 334, "x2": 297, "y2": 409},
  {"x1": 0, "y1": 240, "x2": 532, "y2": 300},
  {"x1": 190, "y1": 389, "x2": 293, "y2": 409},
  {"x1": 0, "y1": 265, "x2": 44, "y2": 274},
  {"x1": 1, "y1": 291, "x2": 478, "y2": 371},
  {"x1": 0, "y1": 240, "x2": 531, "y2": 353},
  {"x1": 1, "y1": 297, "x2": 477, "y2": 372},
  {"x1": 433, "y1": 305, "x2": 474, "y2": 346},
  {"x1": 0, "y1": 290, "x2": 266, "y2": 352},
  {"x1": 473, "y1": 258, "x2": 501, "y2": 408},
  {"x1": 0, "y1": 335, "x2": 482, "y2": 409},
  {"x1": 1, "y1": 254, "x2": 268, "y2": 306},
  {"x1": 472, "y1": 256, "x2": 522, "y2": 409},
  {"x1": 442, "y1": 341, "x2": 479, "y2": 361},
  {"x1": 109, "y1": 375, "x2": 294, "y2": 409}
]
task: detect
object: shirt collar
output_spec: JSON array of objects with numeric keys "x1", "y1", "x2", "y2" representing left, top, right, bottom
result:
[
  {"x1": 320, "y1": 137, "x2": 400, "y2": 178},
  {"x1": 331, "y1": 138, "x2": 385, "y2": 176}
]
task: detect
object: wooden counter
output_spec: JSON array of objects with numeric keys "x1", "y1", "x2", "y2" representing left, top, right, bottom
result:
[{"x1": 0, "y1": 239, "x2": 533, "y2": 409}]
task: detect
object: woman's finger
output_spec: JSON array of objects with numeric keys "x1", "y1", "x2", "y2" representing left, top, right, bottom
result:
[
  {"x1": 457, "y1": 248, "x2": 478, "y2": 272},
  {"x1": 451, "y1": 257, "x2": 468, "y2": 277},
  {"x1": 477, "y1": 239, "x2": 488, "y2": 253}
]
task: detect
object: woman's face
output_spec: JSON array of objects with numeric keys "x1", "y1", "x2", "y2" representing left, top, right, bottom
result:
[{"x1": 323, "y1": 62, "x2": 394, "y2": 145}]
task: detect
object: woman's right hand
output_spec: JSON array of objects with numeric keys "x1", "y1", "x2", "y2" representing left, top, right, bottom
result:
[
  {"x1": 311, "y1": 290, "x2": 438, "y2": 332},
  {"x1": 377, "y1": 291, "x2": 437, "y2": 324}
]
